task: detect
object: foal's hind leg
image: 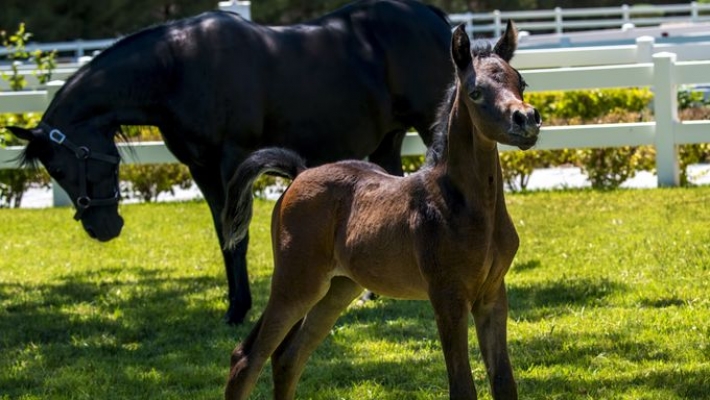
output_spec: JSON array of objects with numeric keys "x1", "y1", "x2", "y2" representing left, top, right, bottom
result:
[
  {"x1": 225, "y1": 268, "x2": 333, "y2": 400},
  {"x1": 472, "y1": 281, "x2": 517, "y2": 400},
  {"x1": 272, "y1": 277, "x2": 363, "y2": 399}
]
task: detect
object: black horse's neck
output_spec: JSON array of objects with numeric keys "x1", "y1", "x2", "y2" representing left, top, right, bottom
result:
[{"x1": 43, "y1": 25, "x2": 173, "y2": 130}]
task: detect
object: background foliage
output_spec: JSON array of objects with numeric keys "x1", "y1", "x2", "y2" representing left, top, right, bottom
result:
[
  {"x1": 0, "y1": 0, "x2": 686, "y2": 43},
  {"x1": 2, "y1": 6, "x2": 710, "y2": 205}
]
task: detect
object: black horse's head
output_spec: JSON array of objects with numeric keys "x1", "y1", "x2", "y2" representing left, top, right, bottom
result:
[{"x1": 8, "y1": 122, "x2": 124, "y2": 241}]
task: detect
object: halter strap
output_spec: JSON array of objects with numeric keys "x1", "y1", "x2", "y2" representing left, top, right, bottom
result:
[{"x1": 39, "y1": 122, "x2": 121, "y2": 220}]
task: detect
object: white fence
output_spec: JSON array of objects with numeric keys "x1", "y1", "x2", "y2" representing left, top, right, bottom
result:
[
  {"x1": 450, "y1": 1, "x2": 710, "y2": 37},
  {"x1": 1, "y1": 37, "x2": 710, "y2": 205},
  {"x1": 2, "y1": 1, "x2": 708, "y2": 62},
  {"x1": 0, "y1": 1, "x2": 252, "y2": 61}
]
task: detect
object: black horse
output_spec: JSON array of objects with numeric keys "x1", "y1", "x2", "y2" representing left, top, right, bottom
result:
[{"x1": 7, "y1": 0, "x2": 453, "y2": 324}]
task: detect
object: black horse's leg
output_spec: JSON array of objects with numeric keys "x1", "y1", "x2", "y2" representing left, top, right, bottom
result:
[
  {"x1": 189, "y1": 164, "x2": 251, "y2": 325},
  {"x1": 367, "y1": 128, "x2": 407, "y2": 176}
]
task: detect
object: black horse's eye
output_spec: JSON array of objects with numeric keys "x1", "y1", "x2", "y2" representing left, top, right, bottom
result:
[{"x1": 470, "y1": 89, "x2": 483, "y2": 102}]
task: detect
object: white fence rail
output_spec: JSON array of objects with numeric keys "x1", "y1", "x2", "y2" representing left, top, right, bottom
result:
[
  {"x1": 4, "y1": 34, "x2": 710, "y2": 90},
  {"x1": 1, "y1": 40, "x2": 710, "y2": 206},
  {"x1": 450, "y1": 1, "x2": 710, "y2": 37},
  {"x1": 0, "y1": 1, "x2": 251, "y2": 61},
  {"x1": 1, "y1": 2, "x2": 708, "y2": 63}
]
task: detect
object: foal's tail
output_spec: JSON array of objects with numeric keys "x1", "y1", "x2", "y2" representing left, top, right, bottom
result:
[{"x1": 222, "y1": 147, "x2": 307, "y2": 250}]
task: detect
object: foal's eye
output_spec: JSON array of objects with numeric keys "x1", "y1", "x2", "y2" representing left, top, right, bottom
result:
[{"x1": 470, "y1": 89, "x2": 483, "y2": 102}]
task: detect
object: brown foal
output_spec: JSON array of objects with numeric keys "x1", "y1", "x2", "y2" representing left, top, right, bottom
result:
[{"x1": 221, "y1": 21, "x2": 541, "y2": 400}]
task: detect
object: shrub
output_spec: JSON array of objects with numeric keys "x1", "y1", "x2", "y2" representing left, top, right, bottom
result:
[
  {"x1": 118, "y1": 125, "x2": 195, "y2": 202},
  {"x1": 120, "y1": 163, "x2": 193, "y2": 202},
  {"x1": 0, "y1": 24, "x2": 55, "y2": 207},
  {"x1": 500, "y1": 88, "x2": 659, "y2": 191}
]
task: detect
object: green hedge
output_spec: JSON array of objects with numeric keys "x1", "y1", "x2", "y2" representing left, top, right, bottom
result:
[
  {"x1": 499, "y1": 88, "x2": 710, "y2": 191},
  {"x1": 4, "y1": 23, "x2": 709, "y2": 207},
  {"x1": 3, "y1": 89, "x2": 710, "y2": 207}
]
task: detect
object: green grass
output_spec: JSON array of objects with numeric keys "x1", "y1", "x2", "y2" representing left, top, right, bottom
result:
[{"x1": 1, "y1": 188, "x2": 709, "y2": 399}]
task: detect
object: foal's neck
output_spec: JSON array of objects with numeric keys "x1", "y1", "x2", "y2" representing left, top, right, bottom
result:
[{"x1": 444, "y1": 92, "x2": 503, "y2": 209}]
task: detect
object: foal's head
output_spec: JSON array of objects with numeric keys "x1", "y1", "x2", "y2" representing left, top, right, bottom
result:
[{"x1": 451, "y1": 22, "x2": 541, "y2": 150}]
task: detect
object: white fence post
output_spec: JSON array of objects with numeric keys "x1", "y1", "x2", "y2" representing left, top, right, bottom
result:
[
  {"x1": 494, "y1": 10, "x2": 502, "y2": 38},
  {"x1": 653, "y1": 52, "x2": 680, "y2": 187},
  {"x1": 554, "y1": 7, "x2": 563, "y2": 35},
  {"x1": 691, "y1": 1, "x2": 699, "y2": 22},
  {"x1": 218, "y1": 1, "x2": 251, "y2": 20},
  {"x1": 635, "y1": 36, "x2": 654, "y2": 63},
  {"x1": 622, "y1": 4, "x2": 630, "y2": 24}
]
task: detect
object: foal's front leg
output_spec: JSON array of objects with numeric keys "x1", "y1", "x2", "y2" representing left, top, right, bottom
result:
[
  {"x1": 472, "y1": 281, "x2": 517, "y2": 400},
  {"x1": 429, "y1": 287, "x2": 477, "y2": 399}
]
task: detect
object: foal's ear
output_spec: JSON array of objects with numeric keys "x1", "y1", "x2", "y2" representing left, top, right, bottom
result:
[
  {"x1": 5, "y1": 126, "x2": 43, "y2": 142},
  {"x1": 451, "y1": 24, "x2": 472, "y2": 71},
  {"x1": 494, "y1": 20, "x2": 518, "y2": 62}
]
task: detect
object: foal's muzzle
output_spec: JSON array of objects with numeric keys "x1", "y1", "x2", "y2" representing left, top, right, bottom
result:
[
  {"x1": 512, "y1": 107, "x2": 542, "y2": 138},
  {"x1": 509, "y1": 105, "x2": 541, "y2": 150}
]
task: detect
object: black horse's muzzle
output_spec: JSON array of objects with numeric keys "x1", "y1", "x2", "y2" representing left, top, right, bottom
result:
[
  {"x1": 41, "y1": 123, "x2": 123, "y2": 240},
  {"x1": 81, "y1": 210, "x2": 124, "y2": 242}
]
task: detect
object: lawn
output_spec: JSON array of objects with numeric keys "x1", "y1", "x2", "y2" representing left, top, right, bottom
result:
[{"x1": 1, "y1": 188, "x2": 708, "y2": 399}]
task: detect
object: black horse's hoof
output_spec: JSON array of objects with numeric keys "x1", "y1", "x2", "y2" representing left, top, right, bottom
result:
[
  {"x1": 224, "y1": 302, "x2": 248, "y2": 325},
  {"x1": 359, "y1": 290, "x2": 378, "y2": 303}
]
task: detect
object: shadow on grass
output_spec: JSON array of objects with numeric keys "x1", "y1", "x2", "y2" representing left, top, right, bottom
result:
[
  {"x1": 512, "y1": 259, "x2": 542, "y2": 272},
  {"x1": 0, "y1": 264, "x2": 697, "y2": 400},
  {"x1": 517, "y1": 367, "x2": 709, "y2": 399},
  {"x1": 0, "y1": 265, "x2": 269, "y2": 398},
  {"x1": 508, "y1": 275, "x2": 627, "y2": 321}
]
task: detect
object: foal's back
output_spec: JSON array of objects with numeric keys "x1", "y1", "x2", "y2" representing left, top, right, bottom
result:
[{"x1": 273, "y1": 160, "x2": 493, "y2": 300}]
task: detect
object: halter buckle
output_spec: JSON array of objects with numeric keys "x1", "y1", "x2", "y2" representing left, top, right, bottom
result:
[
  {"x1": 76, "y1": 146, "x2": 91, "y2": 160},
  {"x1": 77, "y1": 196, "x2": 91, "y2": 209},
  {"x1": 49, "y1": 129, "x2": 66, "y2": 144}
]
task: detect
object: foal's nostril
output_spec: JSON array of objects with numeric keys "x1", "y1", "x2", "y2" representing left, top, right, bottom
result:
[
  {"x1": 532, "y1": 108, "x2": 542, "y2": 125},
  {"x1": 512, "y1": 110, "x2": 526, "y2": 128}
]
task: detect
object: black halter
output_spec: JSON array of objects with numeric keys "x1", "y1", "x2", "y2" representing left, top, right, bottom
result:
[{"x1": 39, "y1": 122, "x2": 121, "y2": 220}]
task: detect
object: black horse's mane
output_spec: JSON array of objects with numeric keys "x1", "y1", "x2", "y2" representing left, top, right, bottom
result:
[
  {"x1": 20, "y1": 1, "x2": 453, "y2": 170},
  {"x1": 18, "y1": 20, "x2": 171, "y2": 168},
  {"x1": 17, "y1": 138, "x2": 46, "y2": 168},
  {"x1": 61, "y1": 18, "x2": 176, "y2": 91},
  {"x1": 424, "y1": 40, "x2": 496, "y2": 168}
]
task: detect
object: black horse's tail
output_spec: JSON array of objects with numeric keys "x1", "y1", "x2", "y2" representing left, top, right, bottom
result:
[{"x1": 222, "y1": 147, "x2": 307, "y2": 250}]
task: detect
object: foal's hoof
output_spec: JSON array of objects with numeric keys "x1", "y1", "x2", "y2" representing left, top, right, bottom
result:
[{"x1": 223, "y1": 303, "x2": 248, "y2": 326}]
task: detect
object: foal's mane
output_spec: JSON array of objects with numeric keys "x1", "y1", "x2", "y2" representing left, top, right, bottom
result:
[
  {"x1": 424, "y1": 83, "x2": 456, "y2": 168},
  {"x1": 424, "y1": 39, "x2": 496, "y2": 168}
]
